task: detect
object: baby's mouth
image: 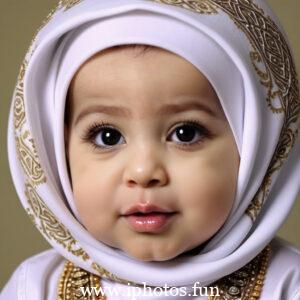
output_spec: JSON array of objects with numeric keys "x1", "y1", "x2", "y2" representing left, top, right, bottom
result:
[
  {"x1": 121, "y1": 203, "x2": 178, "y2": 233},
  {"x1": 123, "y1": 212, "x2": 177, "y2": 233}
]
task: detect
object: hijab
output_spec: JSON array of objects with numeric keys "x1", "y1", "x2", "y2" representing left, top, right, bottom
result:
[{"x1": 8, "y1": 0, "x2": 300, "y2": 291}]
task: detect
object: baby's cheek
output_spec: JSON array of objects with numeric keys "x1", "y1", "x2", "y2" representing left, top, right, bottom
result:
[
  {"x1": 176, "y1": 158, "x2": 236, "y2": 228},
  {"x1": 72, "y1": 173, "x2": 115, "y2": 236}
]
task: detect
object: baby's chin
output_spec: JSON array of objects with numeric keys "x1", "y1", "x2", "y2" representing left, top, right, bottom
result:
[
  {"x1": 125, "y1": 248, "x2": 181, "y2": 262},
  {"x1": 109, "y1": 240, "x2": 208, "y2": 262},
  {"x1": 93, "y1": 230, "x2": 214, "y2": 262}
]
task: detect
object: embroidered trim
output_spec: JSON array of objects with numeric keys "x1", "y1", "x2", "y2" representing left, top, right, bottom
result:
[
  {"x1": 208, "y1": 245, "x2": 271, "y2": 299},
  {"x1": 58, "y1": 0, "x2": 84, "y2": 11},
  {"x1": 152, "y1": 0, "x2": 218, "y2": 14},
  {"x1": 13, "y1": 61, "x2": 46, "y2": 186},
  {"x1": 24, "y1": 182, "x2": 89, "y2": 260}
]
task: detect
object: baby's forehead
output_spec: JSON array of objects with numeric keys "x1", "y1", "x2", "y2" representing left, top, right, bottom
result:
[
  {"x1": 83, "y1": 44, "x2": 161, "y2": 65},
  {"x1": 66, "y1": 44, "x2": 225, "y2": 121},
  {"x1": 71, "y1": 44, "x2": 216, "y2": 94}
]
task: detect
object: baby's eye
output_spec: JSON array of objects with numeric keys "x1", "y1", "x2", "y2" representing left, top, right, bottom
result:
[
  {"x1": 94, "y1": 127, "x2": 125, "y2": 147},
  {"x1": 167, "y1": 122, "x2": 209, "y2": 146},
  {"x1": 83, "y1": 123, "x2": 125, "y2": 149}
]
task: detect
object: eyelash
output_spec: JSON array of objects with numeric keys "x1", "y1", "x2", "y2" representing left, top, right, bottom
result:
[
  {"x1": 81, "y1": 121, "x2": 116, "y2": 149},
  {"x1": 169, "y1": 120, "x2": 212, "y2": 148},
  {"x1": 81, "y1": 120, "x2": 213, "y2": 150}
]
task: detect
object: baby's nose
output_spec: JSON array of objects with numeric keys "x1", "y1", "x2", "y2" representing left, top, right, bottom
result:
[{"x1": 123, "y1": 148, "x2": 169, "y2": 188}]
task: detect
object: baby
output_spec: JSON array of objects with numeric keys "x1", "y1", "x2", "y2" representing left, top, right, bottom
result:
[
  {"x1": 2, "y1": 1, "x2": 300, "y2": 299},
  {"x1": 65, "y1": 45, "x2": 240, "y2": 262}
]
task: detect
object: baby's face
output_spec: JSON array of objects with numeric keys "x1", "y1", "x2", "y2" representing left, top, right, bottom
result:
[{"x1": 66, "y1": 47, "x2": 240, "y2": 261}]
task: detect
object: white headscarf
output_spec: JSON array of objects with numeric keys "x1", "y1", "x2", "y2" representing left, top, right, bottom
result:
[{"x1": 8, "y1": 0, "x2": 300, "y2": 290}]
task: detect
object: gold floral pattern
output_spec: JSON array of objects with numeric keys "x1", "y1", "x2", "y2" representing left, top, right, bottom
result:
[{"x1": 151, "y1": 0, "x2": 300, "y2": 221}]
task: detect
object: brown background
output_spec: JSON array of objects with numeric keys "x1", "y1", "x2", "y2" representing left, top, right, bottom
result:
[{"x1": 0, "y1": 0, "x2": 299, "y2": 290}]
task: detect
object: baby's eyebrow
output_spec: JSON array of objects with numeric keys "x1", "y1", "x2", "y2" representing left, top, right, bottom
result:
[
  {"x1": 158, "y1": 101, "x2": 218, "y2": 118},
  {"x1": 75, "y1": 99, "x2": 219, "y2": 124},
  {"x1": 75, "y1": 104, "x2": 131, "y2": 124}
]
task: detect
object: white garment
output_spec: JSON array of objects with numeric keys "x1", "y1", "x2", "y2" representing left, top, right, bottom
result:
[
  {"x1": 2, "y1": 237, "x2": 300, "y2": 299},
  {"x1": 4, "y1": 0, "x2": 300, "y2": 299}
]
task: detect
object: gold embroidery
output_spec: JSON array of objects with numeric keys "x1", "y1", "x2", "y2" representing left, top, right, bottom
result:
[
  {"x1": 208, "y1": 245, "x2": 271, "y2": 300},
  {"x1": 58, "y1": 0, "x2": 84, "y2": 11},
  {"x1": 25, "y1": 182, "x2": 90, "y2": 261},
  {"x1": 13, "y1": 62, "x2": 46, "y2": 186},
  {"x1": 14, "y1": 133, "x2": 46, "y2": 186},
  {"x1": 152, "y1": 0, "x2": 218, "y2": 14},
  {"x1": 58, "y1": 246, "x2": 271, "y2": 300},
  {"x1": 151, "y1": 0, "x2": 300, "y2": 221},
  {"x1": 14, "y1": 88, "x2": 26, "y2": 131},
  {"x1": 58, "y1": 261, "x2": 105, "y2": 300}
]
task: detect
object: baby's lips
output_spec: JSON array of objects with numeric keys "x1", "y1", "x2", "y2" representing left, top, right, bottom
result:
[
  {"x1": 122, "y1": 202, "x2": 176, "y2": 216},
  {"x1": 125, "y1": 212, "x2": 176, "y2": 232}
]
